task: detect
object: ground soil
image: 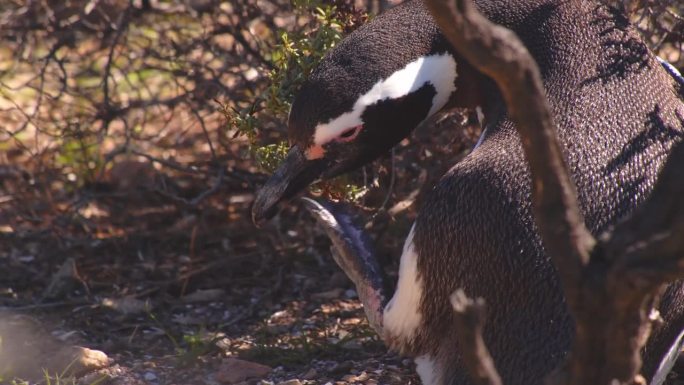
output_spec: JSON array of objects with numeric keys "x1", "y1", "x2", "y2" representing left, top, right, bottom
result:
[{"x1": 0, "y1": 111, "x2": 482, "y2": 385}]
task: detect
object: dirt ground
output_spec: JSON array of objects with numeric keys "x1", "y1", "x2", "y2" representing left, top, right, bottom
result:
[{"x1": 0, "y1": 109, "x2": 483, "y2": 385}]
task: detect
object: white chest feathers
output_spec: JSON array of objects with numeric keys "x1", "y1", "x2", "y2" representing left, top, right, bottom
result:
[
  {"x1": 313, "y1": 53, "x2": 458, "y2": 146},
  {"x1": 383, "y1": 224, "x2": 425, "y2": 343},
  {"x1": 415, "y1": 355, "x2": 441, "y2": 385}
]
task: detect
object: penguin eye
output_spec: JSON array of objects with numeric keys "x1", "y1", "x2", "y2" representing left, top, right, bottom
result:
[{"x1": 335, "y1": 125, "x2": 362, "y2": 143}]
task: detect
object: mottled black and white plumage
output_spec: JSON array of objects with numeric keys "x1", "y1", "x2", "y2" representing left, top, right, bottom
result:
[{"x1": 252, "y1": 1, "x2": 684, "y2": 384}]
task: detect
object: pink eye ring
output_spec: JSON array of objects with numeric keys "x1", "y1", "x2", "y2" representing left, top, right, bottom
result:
[{"x1": 335, "y1": 125, "x2": 362, "y2": 143}]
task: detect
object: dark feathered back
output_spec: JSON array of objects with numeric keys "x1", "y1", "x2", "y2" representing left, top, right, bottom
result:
[{"x1": 409, "y1": 0, "x2": 684, "y2": 383}]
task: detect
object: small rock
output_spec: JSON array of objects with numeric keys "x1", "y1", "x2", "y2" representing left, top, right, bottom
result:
[
  {"x1": 301, "y1": 368, "x2": 318, "y2": 380},
  {"x1": 43, "y1": 258, "x2": 80, "y2": 299},
  {"x1": 215, "y1": 358, "x2": 272, "y2": 384},
  {"x1": 52, "y1": 346, "x2": 111, "y2": 376},
  {"x1": 171, "y1": 313, "x2": 204, "y2": 325},
  {"x1": 181, "y1": 288, "x2": 226, "y2": 303},
  {"x1": 263, "y1": 324, "x2": 289, "y2": 335},
  {"x1": 276, "y1": 380, "x2": 302, "y2": 385},
  {"x1": 269, "y1": 310, "x2": 290, "y2": 321},
  {"x1": 144, "y1": 371, "x2": 158, "y2": 381},
  {"x1": 311, "y1": 288, "x2": 344, "y2": 300},
  {"x1": 328, "y1": 361, "x2": 353, "y2": 375},
  {"x1": 344, "y1": 289, "x2": 357, "y2": 299},
  {"x1": 341, "y1": 340, "x2": 362, "y2": 350},
  {"x1": 0, "y1": 316, "x2": 111, "y2": 381},
  {"x1": 101, "y1": 296, "x2": 150, "y2": 315}
]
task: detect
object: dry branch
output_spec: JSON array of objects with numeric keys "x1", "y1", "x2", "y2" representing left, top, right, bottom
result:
[{"x1": 450, "y1": 290, "x2": 502, "y2": 385}]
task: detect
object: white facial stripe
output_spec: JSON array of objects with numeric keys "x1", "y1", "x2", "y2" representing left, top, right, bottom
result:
[
  {"x1": 313, "y1": 53, "x2": 458, "y2": 145},
  {"x1": 384, "y1": 224, "x2": 423, "y2": 343}
]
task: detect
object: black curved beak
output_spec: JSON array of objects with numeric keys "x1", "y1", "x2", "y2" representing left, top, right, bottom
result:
[{"x1": 251, "y1": 145, "x2": 326, "y2": 226}]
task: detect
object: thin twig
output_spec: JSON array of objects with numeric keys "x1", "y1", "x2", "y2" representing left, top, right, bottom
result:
[{"x1": 450, "y1": 290, "x2": 502, "y2": 385}]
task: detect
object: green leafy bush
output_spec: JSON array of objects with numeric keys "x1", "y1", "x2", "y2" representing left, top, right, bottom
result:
[{"x1": 224, "y1": 0, "x2": 368, "y2": 200}]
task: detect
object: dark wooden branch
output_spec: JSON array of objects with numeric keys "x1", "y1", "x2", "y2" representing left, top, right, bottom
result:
[
  {"x1": 425, "y1": 1, "x2": 595, "y2": 383},
  {"x1": 450, "y1": 290, "x2": 502, "y2": 385},
  {"x1": 424, "y1": 0, "x2": 595, "y2": 300},
  {"x1": 425, "y1": 0, "x2": 684, "y2": 385}
]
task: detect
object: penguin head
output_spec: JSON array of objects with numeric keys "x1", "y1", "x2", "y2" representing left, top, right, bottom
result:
[
  {"x1": 252, "y1": 1, "x2": 484, "y2": 224},
  {"x1": 293, "y1": 49, "x2": 459, "y2": 171}
]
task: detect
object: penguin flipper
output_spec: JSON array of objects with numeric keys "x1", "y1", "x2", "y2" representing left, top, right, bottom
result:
[
  {"x1": 657, "y1": 57, "x2": 684, "y2": 87},
  {"x1": 649, "y1": 331, "x2": 684, "y2": 385},
  {"x1": 301, "y1": 197, "x2": 388, "y2": 335}
]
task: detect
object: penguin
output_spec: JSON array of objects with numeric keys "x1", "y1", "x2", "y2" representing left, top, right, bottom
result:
[{"x1": 251, "y1": 1, "x2": 684, "y2": 384}]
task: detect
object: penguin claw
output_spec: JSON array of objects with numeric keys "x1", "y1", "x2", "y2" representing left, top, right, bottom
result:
[{"x1": 301, "y1": 197, "x2": 387, "y2": 334}]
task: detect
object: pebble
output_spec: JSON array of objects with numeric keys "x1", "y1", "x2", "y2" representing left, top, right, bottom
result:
[
  {"x1": 181, "y1": 289, "x2": 226, "y2": 303},
  {"x1": 342, "y1": 372, "x2": 368, "y2": 382},
  {"x1": 144, "y1": 371, "x2": 158, "y2": 381},
  {"x1": 344, "y1": 289, "x2": 357, "y2": 299},
  {"x1": 341, "y1": 340, "x2": 362, "y2": 350},
  {"x1": 101, "y1": 296, "x2": 150, "y2": 315},
  {"x1": 276, "y1": 380, "x2": 302, "y2": 385},
  {"x1": 52, "y1": 346, "x2": 111, "y2": 376},
  {"x1": 328, "y1": 361, "x2": 353, "y2": 375},
  {"x1": 301, "y1": 368, "x2": 317, "y2": 380},
  {"x1": 311, "y1": 288, "x2": 344, "y2": 300},
  {"x1": 215, "y1": 358, "x2": 272, "y2": 384}
]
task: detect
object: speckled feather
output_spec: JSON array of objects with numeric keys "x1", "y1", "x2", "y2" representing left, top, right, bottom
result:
[{"x1": 405, "y1": 1, "x2": 684, "y2": 384}]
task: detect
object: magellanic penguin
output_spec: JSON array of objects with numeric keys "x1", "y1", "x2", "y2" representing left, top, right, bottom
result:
[{"x1": 252, "y1": 1, "x2": 684, "y2": 384}]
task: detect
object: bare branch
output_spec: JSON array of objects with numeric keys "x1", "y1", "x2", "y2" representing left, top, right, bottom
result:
[
  {"x1": 425, "y1": 0, "x2": 595, "y2": 300},
  {"x1": 450, "y1": 290, "x2": 502, "y2": 385}
]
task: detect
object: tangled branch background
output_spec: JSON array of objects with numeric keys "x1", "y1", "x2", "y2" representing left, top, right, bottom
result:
[{"x1": 0, "y1": 0, "x2": 681, "y2": 223}]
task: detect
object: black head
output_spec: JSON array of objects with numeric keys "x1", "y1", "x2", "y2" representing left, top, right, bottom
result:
[{"x1": 252, "y1": 1, "x2": 484, "y2": 224}]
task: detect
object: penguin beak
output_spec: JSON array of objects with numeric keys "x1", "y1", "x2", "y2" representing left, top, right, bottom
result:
[{"x1": 252, "y1": 145, "x2": 327, "y2": 226}]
